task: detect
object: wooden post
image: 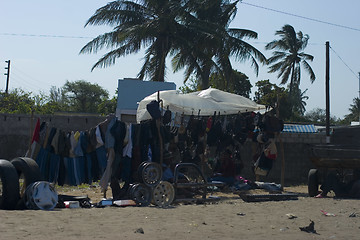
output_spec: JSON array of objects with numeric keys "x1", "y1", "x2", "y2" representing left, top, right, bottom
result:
[
  {"x1": 157, "y1": 91, "x2": 163, "y2": 165},
  {"x1": 278, "y1": 133, "x2": 285, "y2": 190},
  {"x1": 4, "y1": 60, "x2": 10, "y2": 94},
  {"x1": 325, "y1": 41, "x2": 330, "y2": 143}
]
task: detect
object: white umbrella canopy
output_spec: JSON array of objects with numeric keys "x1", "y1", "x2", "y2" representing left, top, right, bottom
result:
[{"x1": 136, "y1": 87, "x2": 268, "y2": 122}]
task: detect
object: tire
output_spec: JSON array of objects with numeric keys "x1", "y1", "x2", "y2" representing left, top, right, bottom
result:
[
  {"x1": 308, "y1": 169, "x2": 319, "y2": 197},
  {"x1": 0, "y1": 159, "x2": 20, "y2": 210},
  {"x1": 11, "y1": 157, "x2": 43, "y2": 193}
]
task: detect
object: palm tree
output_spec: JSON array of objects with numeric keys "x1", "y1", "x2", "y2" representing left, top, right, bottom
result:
[
  {"x1": 291, "y1": 86, "x2": 309, "y2": 115},
  {"x1": 171, "y1": 0, "x2": 266, "y2": 90},
  {"x1": 265, "y1": 24, "x2": 315, "y2": 94},
  {"x1": 80, "y1": 0, "x2": 188, "y2": 82}
]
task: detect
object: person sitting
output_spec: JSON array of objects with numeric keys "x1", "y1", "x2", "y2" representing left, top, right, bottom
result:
[
  {"x1": 316, "y1": 169, "x2": 360, "y2": 198},
  {"x1": 209, "y1": 149, "x2": 236, "y2": 185}
]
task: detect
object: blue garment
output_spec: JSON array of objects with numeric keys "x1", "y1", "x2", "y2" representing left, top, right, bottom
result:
[
  {"x1": 96, "y1": 145, "x2": 107, "y2": 174},
  {"x1": 64, "y1": 157, "x2": 75, "y2": 186},
  {"x1": 209, "y1": 176, "x2": 235, "y2": 185},
  {"x1": 74, "y1": 156, "x2": 86, "y2": 185},
  {"x1": 36, "y1": 147, "x2": 49, "y2": 180},
  {"x1": 48, "y1": 153, "x2": 60, "y2": 183},
  {"x1": 85, "y1": 153, "x2": 93, "y2": 184},
  {"x1": 105, "y1": 117, "x2": 116, "y2": 149},
  {"x1": 162, "y1": 167, "x2": 174, "y2": 182}
]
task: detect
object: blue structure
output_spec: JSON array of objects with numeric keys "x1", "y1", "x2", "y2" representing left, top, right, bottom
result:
[
  {"x1": 116, "y1": 78, "x2": 176, "y2": 122},
  {"x1": 282, "y1": 124, "x2": 317, "y2": 133}
]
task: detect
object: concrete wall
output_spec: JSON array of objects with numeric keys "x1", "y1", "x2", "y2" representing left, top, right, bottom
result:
[
  {"x1": 0, "y1": 113, "x2": 106, "y2": 160},
  {"x1": 0, "y1": 113, "x2": 329, "y2": 185}
]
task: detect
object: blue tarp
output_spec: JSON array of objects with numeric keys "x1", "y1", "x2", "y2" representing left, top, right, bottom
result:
[{"x1": 282, "y1": 124, "x2": 317, "y2": 133}]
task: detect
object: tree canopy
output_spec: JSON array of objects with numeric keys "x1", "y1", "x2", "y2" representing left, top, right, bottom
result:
[
  {"x1": 0, "y1": 81, "x2": 116, "y2": 116},
  {"x1": 63, "y1": 80, "x2": 109, "y2": 113},
  {"x1": 265, "y1": 24, "x2": 315, "y2": 94},
  {"x1": 81, "y1": 0, "x2": 266, "y2": 89}
]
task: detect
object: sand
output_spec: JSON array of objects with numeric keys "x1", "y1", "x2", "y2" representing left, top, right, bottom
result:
[{"x1": 1, "y1": 185, "x2": 359, "y2": 240}]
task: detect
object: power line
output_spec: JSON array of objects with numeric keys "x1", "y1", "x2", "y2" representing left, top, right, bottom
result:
[
  {"x1": 240, "y1": 1, "x2": 360, "y2": 32},
  {"x1": 0, "y1": 33, "x2": 93, "y2": 39},
  {"x1": 12, "y1": 65, "x2": 53, "y2": 87},
  {"x1": 10, "y1": 74, "x2": 42, "y2": 93},
  {"x1": 329, "y1": 46, "x2": 358, "y2": 79}
]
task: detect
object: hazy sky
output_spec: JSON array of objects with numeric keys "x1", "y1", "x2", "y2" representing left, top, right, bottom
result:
[{"x1": 1, "y1": 0, "x2": 359, "y2": 119}]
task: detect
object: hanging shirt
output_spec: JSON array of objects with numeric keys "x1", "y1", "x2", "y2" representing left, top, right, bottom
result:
[
  {"x1": 95, "y1": 125, "x2": 104, "y2": 148},
  {"x1": 105, "y1": 117, "x2": 116, "y2": 149},
  {"x1": 122, "y1": 124, "x2": 133, "y2": 158}
]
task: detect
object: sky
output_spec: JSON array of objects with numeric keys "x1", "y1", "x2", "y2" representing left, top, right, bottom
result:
[{"x1": 1, "y1": 0, "x2": 359, "y2": 119}]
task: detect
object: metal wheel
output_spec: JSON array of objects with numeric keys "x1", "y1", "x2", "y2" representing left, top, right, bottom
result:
[
  {"x1": 137, "y1": 161, "x2": 149, "y2": 182},
  {"x1": 152, "y1": 181, "x2": 175, "y2": 208},
  {"x1": 129, "y1": 183, "x2": 151, "y2": 207},
  {"x1": 141, "y1": 162, "x2": 162, "y2": 187}
]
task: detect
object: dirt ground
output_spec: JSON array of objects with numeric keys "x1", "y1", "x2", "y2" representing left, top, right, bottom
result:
[{"x1": 1, "y1": 185, "x2": 359, "y2": 240}]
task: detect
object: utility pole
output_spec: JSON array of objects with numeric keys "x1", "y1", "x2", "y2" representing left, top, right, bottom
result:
[
  {"x1": 325, "y1": 42, "x2": 330, "y2": 143},
  {"x1": 4, "y1": 60, "x2": 10, "y2": 94},
  {"x1": 358, "y1": 72, "x2": 360, "y2": 124}
]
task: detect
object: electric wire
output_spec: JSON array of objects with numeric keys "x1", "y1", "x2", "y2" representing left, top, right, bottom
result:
[
  {"x1": 329, "y1": 46, "x2": 359, "y2": 79},
  {"x1": 12, "y1": 65, "x2": 53, "y2": 88},
  {"x1": 1, "y1": 3, "x2": 359, "y2": 40},
  {"x1": 0, "y1": 33, "x2": 93, "y2": 39},
  {"x1": 240, "y1": 1, "x2": 360, "y2": 32},
  {"x1": 10, "y1": 73, "x2": 46, "y2": 93}
]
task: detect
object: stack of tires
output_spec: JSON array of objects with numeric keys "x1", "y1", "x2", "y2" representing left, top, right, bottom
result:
[{"x1": 0, "y1": 157, "x2": 44, "y2": 210}]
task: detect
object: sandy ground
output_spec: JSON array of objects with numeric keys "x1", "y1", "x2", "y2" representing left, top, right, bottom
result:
[{"x1": 1, "y1": 185, "x2": 359, "y2": 240}]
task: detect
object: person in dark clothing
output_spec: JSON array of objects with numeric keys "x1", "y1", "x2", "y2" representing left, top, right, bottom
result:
[
  {"x1": 316, "y1": 169, "x2": 360, "y2": 198},
  {"x1": 209, "y1": 149, "x2": 236, "y2": 185}
]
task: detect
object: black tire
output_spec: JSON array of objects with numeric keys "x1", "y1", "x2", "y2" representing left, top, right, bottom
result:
[
  {"x1": 0, "y1": 159, "x2": 20, "y2": 210},
  {"x1": 11, "y1": 157, "x2": 43, "y2": 191},
  {"x1": 308, "y1": 169, "x2": 319, "y2": 197}
]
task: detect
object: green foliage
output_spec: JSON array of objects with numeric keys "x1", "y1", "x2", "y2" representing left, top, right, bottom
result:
[
  {"x1": 97, "y1": 96, "x2": 117, "y2": 116},
  {"x1": 254, "y1": 80, "x2": 292, "y2": 120},
  {"x1": 172, "y1": 0, "x2": 266, "y2": 89},
  {"x1": 266, "y1": 24, "x2": 315, "y2": 95},
  {"x1": 303, "y1": 108, "x2": 338, "y2": 125},
  {"x1": 209, "y1": 70, "x2": 252, "y2": 98},
  {"x1": 254, "y1": 79, "x2": 311, "y2": 121},
  {"x1": 341, "y1": 97, "x2": 360, "y2": 124},
  {"x1": 0, "y1": 81, "x2": 116, "y2": 115},
  {"x1": 285, "y1": 85, "x2": 309, "y2": 118},
  {"x1": 63, "y1": 80, "x2": 109, "y2": 113},
  {"x1": 0, "y1": 89, "x2": 35, "y2": 114},
  {"x1": 179, "y1": 77, "x2": 199, "y2": 94},
  {"x1": 82, "y1": 0, "x2": 265, "y2": 89}
]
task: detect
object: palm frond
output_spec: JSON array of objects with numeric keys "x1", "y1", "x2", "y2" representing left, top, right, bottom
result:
[{"x1": 301, "y1": 60, "x2": 316, "y2": 83}]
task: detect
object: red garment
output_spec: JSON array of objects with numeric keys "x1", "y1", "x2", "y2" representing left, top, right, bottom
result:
[{"x1": 31, "y1": 118, "x2": 41, "y2": 143}]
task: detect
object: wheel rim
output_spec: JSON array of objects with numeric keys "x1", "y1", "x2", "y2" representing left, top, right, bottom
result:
[
  {"x1": 152, "y1": 181, "x2": 174, "y2": 208},
  {"x1": 131, "y1": 183, "x2": 151, "y2": 206},
  {"x1": 142, "y1": 162, "x2": 162, "y2": 187},
  {"x1": 137, "y1": 162, "x2": 148, "y2": 181}
]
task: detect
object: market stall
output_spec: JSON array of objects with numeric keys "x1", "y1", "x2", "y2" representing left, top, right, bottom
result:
[{"x1": 137, "y1": 87, "x2": 268, "y2": 122}]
